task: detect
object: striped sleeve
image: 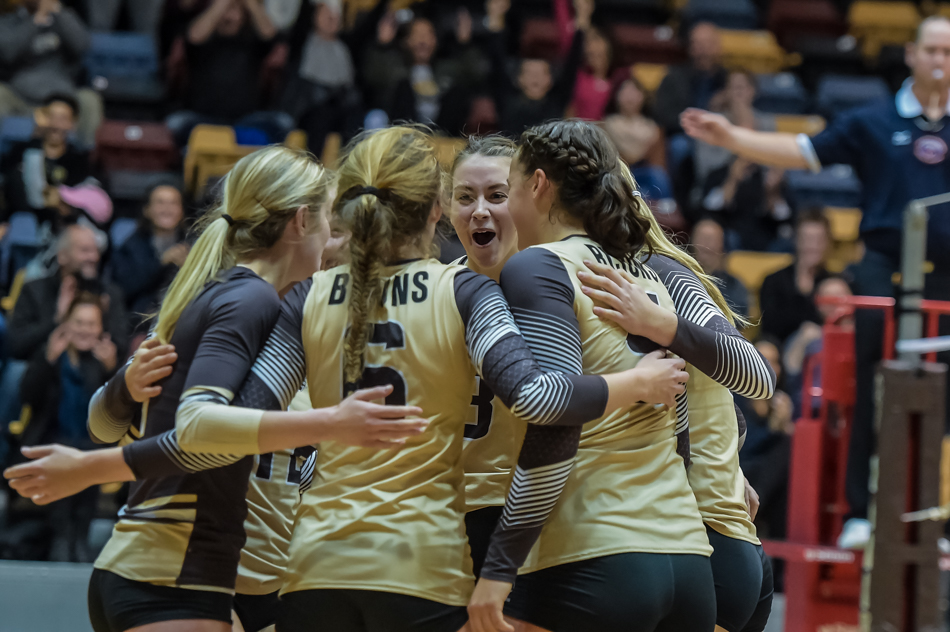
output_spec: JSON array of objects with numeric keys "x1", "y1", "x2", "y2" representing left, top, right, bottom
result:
[
  {"x1": 477, "y1": 248, "x2": 595, "y2": 584},
  {"x1": 87, "y1": 362, "x2": 138, "y2": 444},
  {"x1": 453, "y1": 267, "x2": 608, "y2": 427},
  {"x1": 649, "y1": 255, "x2": 776, "y2": 400}
]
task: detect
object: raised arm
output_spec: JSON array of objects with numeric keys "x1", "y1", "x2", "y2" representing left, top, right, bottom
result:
[{"x1": 680, "y1": 108, "x2": 809, "y2": 170}]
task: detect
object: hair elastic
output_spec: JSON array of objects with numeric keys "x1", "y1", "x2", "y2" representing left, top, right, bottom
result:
[
  {"x1": 343, "y1": 185, "x2": 391, "y2": 201},
  {"x1": 222, "y1": 214, "x2": 235, "y2": 226}
]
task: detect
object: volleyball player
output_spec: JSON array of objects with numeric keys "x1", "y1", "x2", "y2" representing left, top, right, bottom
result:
[
  {"x1": 449, "y1": 134, "x2": 777, "y2": 632},
  {"x1": 578, "y1": 204, "x2": 776, "y2": 632},
  {"x1": 468, "y1": 120, "x2": 717, "y2": 632},
  {"x1": 446, "y1": 136, "x2": 522, "y2": 578},
  {"x1": 4, "y1": 146, "x2": 429, "y2": 632},
  {"x1": 179, "y1": 125, "x2": 687, "y2": 632}
]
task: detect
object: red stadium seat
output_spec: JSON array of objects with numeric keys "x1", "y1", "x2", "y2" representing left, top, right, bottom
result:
[
  {"x1": 767, "y1": 0, "x2": 846, "y2": 50},
  {"x1": 93, "y1": 120, "x2": 178, "y2": 173},
  {"x1": 609, "y1": 24, "x2": 686, "y2": 66},
  {"x1": 520, "y1": 18, "x2": 561, "y2": 61}
]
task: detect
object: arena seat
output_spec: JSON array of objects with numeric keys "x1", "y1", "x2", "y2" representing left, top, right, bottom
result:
[
  {"x1": 848, "y1": 1, "x2": 921, "y2": 58},
  {"x1": 774, "y1": 114, "x2": 826, "y2": 136},
  {"x1": 321, "y1": 132, "x2": 342, "y2": 168},
  {"x1": 718, "y1": 30, "x2": 793, "y2": 74},
  {"x1": 785, "y1": 164, "x2": 863, "y2": 209},
  {"x1": 815, "y1": 74, "x2": 891, "y2": 120},
  {"x1": 520, "y1": 18, "x2": 561, "y2": 61},
  {"x1": 766, "y1": 0, "x2": 846, "y2": 49},
  {"x1": 681, "y1": 0, "x2": 759, "y2": 31},
  {"x1": 631, "y1": 63, "x2": 669, "y2": 94},
  {"x1": 183, "y1": 125, "x2": 255, "y2": 196},
  {"x1": 610, "y1": 24, "x2": 685, "y2": 66},
  {"x1": 754, "y1": 72, "x2": 809, "y2": 114},
  {"x1": 109, "y1": 217, "x2": 138, "y2": 249},
  {"x1": 285, "y1": 129, "x2": 308, "y2": 151},
  {"x1": 93, "y1": 120, "x2": 178, "y2": 173},
  {"x1": 85, "y1": 32, "x2": 165, "y2": 119},
  {"x1": 825, "y1": 206, "x2": 862, "y2": 243},
  {"x1": 791, "y1": 34, "x2": 867, "y2": 92},
  {"x1": 0, "y1": 116, "x2": 34, "y2": 161},
  {"x1": 433, "y1": 137, "x2": 467, "y2": 167}
]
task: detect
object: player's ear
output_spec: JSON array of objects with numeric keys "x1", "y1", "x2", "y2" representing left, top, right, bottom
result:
[
  {"x1": 293, "y1": 205, "x2": 309, "y2": 236},
  {"x1": 532, "y1": 168, "x2": 550, "y2": 201}
]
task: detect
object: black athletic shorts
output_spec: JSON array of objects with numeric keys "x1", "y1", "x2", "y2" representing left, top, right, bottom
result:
[
  {"x1": 234, "y1": 591, "x2": 280, "y2": 632},
  {"x1": 87, "y1": 568, "x2": 233, "y2": 632},
  {"x1": 707, "y1": 526, "x2": 771, "y2": 632},
  {"x1": 742, "y1": 543, "x2": 774, "y2": 632},
  {"x1": 465, "y1": 505, "x2": 504, "y2": 579},
  {"x1": 277, "y1": 589, "x2": 468, "y2": 632},
  {"x1": 505, "y1": 552, "x2": 716, "y2": 632}
]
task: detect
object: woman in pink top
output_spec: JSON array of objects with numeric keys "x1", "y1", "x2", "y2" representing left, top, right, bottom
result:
[{"x1": 555, "y1": 0, "x2": 622, "y2": 121}]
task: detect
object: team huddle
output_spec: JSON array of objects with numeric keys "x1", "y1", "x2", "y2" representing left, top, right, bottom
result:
[{"x1": 3, "y1": 120, "x2": 777, "y2": 632}]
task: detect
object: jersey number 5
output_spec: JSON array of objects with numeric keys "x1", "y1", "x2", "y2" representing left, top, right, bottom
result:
[{"x1": 344, "y1": 321, "x2": 409, "y2": 406}]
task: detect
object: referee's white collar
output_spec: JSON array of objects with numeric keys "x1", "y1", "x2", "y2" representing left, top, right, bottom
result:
[{"x1": 896, "y1": 78, "x2": 950, "y2": 118}]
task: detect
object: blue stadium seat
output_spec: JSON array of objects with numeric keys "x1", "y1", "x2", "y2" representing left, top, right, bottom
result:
[
  {"x1": 0, "y1": 117, "x2": 35, "y2": 161},
  {"x1": 682, "y1": 0, "x2": 758, "y2": 30},
  {"x1": 85, "y1": 32, "x2": 164, "y2": 117},
  {"x1": 109, "y1": 217, "x2": 138, "y2": 249},
  {"x1": 7, "y1": 213, "x2": 37, "y2": 246},
  {"x1": 85, "y1": 32, "x2": 158, "y2": 79},
  {"x1": 754, "y1": 73, "x2": 810, "y2": 114},
  {"x1": 815, "y1": 74, "x2": 891, "y2": 120},
  {"x1": 785, "y1": 164, "x2": 863, "y2": 209}
]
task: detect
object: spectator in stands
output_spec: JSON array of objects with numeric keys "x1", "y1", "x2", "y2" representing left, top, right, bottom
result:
[
  {"x1": 8, "y1": 224, "x2": 129, "y2": 364},
  {"x1": 1, "y1": 95, "x2": 91, "y2": 222},
  {"x1": 481, "y1": 0, "x2": 589, "y2": 135},
  {"x1": 19, "y1": 293, "x2": 115, "y2": 562},
  {"x1": 700, "y1": 158, "x2": 792, "y2": 251},
  {"x1": 86, "y1": 0, "x2": 164, "y2": 37},
  {"x1": 25, "y1": 182, "x2": 112, "y2": 281},
  {"x1": 693, "y1": 71, "x2": 776, "y2": 196},
  {"x1": 112, "y1": 184, "x2": 189, "y2": 330},
  {"x1": 553, "y1": 0, "x2": 619, "y2": 121},
  {"x1": 362, "y1": 9, "x2": 484, "y2": 134},
  {"x1": 690, "y1": 218, "x2": 750, "y2": 319},
  {"x1": 284, "y1": 0, "x2": 382, "y2": 154},
  {"x1": 680, "y1": 15, "x2": 950, "y2": 549},
  {"x1": 654, "y1": 22, "x2": 726, "y2": 137},
  {"x1": 603, "y1": 77, "x2": 668, "y2": 200},
  {"x1": 784, "y1": 276, "x2": 854, "y2": 419},
  {"x1": 165, "y1": 0, "x2": 294, "y2": 146},
  {"x1": 740, "y1": 336, "x2": 794, "y2": 539},
  {"x1": 0, "y1": 0, "x2": 103, "y2": 147},
  {"x1": 759, "y1": 209, "x2": 832, "y2": 343}
]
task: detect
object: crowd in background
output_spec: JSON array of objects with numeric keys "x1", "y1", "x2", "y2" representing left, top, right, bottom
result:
[{"x1": 0, "y1": 0, "x2": 875, "y2": 567}]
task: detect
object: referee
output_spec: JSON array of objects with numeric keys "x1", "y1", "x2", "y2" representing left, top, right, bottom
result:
[{"x1": 680, "y1": 15, "x2": 950, "y2": 549}]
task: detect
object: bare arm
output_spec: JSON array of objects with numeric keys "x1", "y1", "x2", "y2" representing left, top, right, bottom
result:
[
  {"x1": 243, "y1": 0, "x2": 277, "y2": 41},
  {"x1": 681, "y1": 108, "x2": 809, "y2": 170},
  {"x1": 187, "y1": 0, "x2": 232, "y2": 45}
]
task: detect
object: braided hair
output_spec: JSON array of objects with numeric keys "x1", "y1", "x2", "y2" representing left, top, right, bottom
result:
[{"x1": 517, "y1": 119, "x2": 651, "y2": 262}]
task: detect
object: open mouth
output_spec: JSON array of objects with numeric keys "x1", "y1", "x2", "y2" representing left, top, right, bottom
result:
[{"x1": 472, "y1": 230, "x2": 496, "y2": 246}]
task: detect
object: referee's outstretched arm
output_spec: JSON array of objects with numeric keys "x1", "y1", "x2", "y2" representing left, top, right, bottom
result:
[{"x1": 680, "y1": 108, "x2": 810, "y2": 170}]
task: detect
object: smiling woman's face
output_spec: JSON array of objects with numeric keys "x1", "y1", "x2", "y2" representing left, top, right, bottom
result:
[{"x1": 450, "y1": 154, "x2": 518, "y2": 275}]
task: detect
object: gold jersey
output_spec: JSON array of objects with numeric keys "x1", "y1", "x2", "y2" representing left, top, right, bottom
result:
[
  {"x1": 518, "y1": 237, "x2": 712, "y2": 575},
  {"x1": 686, "y1": 366, "x2": 759, "y2": 544},
  {"x1": 457, "y1": 255, "x2": 527, "y2": 512},
  {"x1": 236, "y1": 387, "x2": 315, "y2": 595},
  {"x1": 283, "y1": 260, "x2": 479, "y2": 606}
]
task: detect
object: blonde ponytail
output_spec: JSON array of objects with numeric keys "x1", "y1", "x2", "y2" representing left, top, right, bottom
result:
[
  {"x1": 622, "y1": 166, "x2": 750, "y2": 328},
  {"x1": 334, "y1": 126, "x2": 442, "y2": 385},
  {"x1": 154, "y1": 145, "x2": 333, "y2": 342}
]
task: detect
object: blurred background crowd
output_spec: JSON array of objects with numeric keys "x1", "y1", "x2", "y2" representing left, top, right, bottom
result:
[{"x1": 0, "y1": 0, "x2": 925, "y2": 582}]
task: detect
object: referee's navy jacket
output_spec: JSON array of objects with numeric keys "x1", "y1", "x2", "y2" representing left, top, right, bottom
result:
[{"x1": 797, "y1": 79, "x2": 950, "y2": 270}]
